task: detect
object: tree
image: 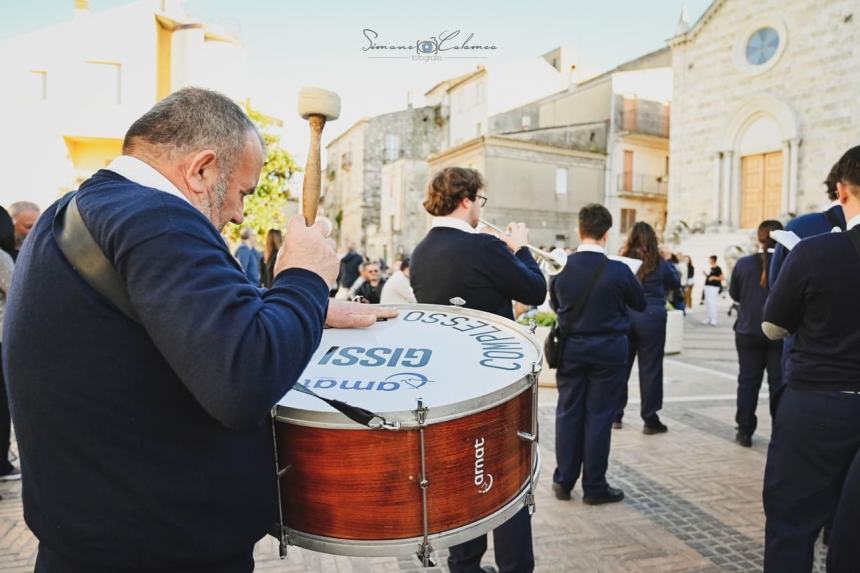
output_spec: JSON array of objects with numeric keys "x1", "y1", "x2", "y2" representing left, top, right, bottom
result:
[{"x1": 224, "y1": 108, "x2": 301, "y2": 243}]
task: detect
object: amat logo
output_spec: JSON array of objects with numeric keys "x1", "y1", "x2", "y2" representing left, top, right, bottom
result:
[
  {"x1": 474, "y1": 437, "x2": 494, "y2": 494},
  {"x1": 299, "y1": 372, "x2": 431, "y2": 392}
]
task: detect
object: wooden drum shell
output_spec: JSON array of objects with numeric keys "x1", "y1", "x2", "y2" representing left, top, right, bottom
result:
[{"x1": 276, "y1": 387, "x2": 533, "y2": 542}]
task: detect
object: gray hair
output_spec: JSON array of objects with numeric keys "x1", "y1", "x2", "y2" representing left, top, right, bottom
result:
[
  {"x1": 123, "y1": 87, "x2": 264, "y2": 170},
  {"x1": 239, "y1": 227, "x2": 253, "y2": 240},
  {"x1": 9, "y1": 201, "x2": 40, "y2": 219}
]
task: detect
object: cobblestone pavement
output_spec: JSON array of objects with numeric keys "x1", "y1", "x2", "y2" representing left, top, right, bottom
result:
[{"x1": 0, "y1": 303, "x2": 829, "y2": 572}]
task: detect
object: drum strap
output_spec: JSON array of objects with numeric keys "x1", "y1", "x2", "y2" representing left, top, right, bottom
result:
[
  {"x1": 52, "y1": 191, "x2": 141, "y2": 324},
  {"x1": 292, "y1": 383, "x2": 398, "y2": 429}
]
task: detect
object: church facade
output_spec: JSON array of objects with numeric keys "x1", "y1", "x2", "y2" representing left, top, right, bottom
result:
[{"x1": 668, "y1": 0, "x2": 858, "y2": 238}]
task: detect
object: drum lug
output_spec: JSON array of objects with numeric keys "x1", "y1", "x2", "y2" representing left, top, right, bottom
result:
[
  {"x1": 525, "y1": 491, "x2": 536, "y2": 515},
  {"x1": 517, "y1": 431, "x2": 536, "y2": 442},
  {"x1": 416, "y1": 540, "x2": 436, "y2": 568}
]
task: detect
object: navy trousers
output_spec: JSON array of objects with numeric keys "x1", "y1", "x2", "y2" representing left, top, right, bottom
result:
[
  {"x1": 734, "y1": 333, "x2": 782, "y2": 437},
  {"x1": 827, "y1": 448, "x2": 860, "y2": 572},
  {"x1": 553, "y1": 354, "x2": 626, "y2": 496},
  {"x1": 0, "y1": 344, "x2": 13, "y2": 476},
  {"x1": 763, "y1": 388, "x2": 860, "y2": 573},
  {"x1": 616, "y1": 305, "x2": 666, "y2": 424},
  {"x1": 447, "y1": 507, "x2": 534, "y2": 573}
]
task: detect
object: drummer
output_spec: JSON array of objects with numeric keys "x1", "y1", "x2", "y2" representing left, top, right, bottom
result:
[
  {"x1": 411, "y1": 166, "x2": 546, "y2": 573},
  {"x1": 2, "y1": 88, "x2": 395, "y2": 573}
]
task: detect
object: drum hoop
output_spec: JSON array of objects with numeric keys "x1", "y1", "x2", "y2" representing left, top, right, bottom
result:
[
  {"x1": 281, "y1": 448, "x2": 541, "y2": 557},
  {"x1": 275, "y1": 303, "x2": 542, "y2": 429}
]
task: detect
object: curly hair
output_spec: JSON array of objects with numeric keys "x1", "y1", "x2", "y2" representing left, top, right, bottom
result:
[
  {"x1": 622, "y1": 221, "x2": 659, "y2": 281},
  {"x1": 423, "y1": 167, "x2": 484, "y2": 217}
]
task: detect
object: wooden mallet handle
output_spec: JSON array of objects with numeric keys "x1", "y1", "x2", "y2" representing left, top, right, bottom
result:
[{"x1": 302, "y1": 114, "x2": 326, "y2": 226}]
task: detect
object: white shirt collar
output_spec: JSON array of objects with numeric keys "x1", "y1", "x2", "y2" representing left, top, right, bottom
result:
[
  {"x1": 576, "y1": 243, "x2": 605, "y2": 254},
  {"x1": 847, "y1": 214, "x2": 860, "y2": 231},
  {"x1": 105, "y1": 155, "x2": 191, "y2": 205},
  {"x1": 432, "y1": 216, "x2": 477, "y2": 234}
]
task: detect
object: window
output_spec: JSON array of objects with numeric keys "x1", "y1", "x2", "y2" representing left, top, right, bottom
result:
[
  {"x1": 746, "y1": 27, "x2": 780, "y2": 66},
  {"x1": 555, "y1": 168, "x2": 567, "y2": 195},
  {"x1": 86, "y1": 62, "x2": 122, "y2": 104},
  {"x1": 620, "y1": 208, "x2": 637, "y2": 234},
  {"x1": 29, "y1": 71, "x2": 47, "y2": 100},
  {"x1": 384, "y1": 134, "x2": 399, "y2": 162},
  {"x1": 521, "y1": 115, "x2": 532, "y2": 130}
]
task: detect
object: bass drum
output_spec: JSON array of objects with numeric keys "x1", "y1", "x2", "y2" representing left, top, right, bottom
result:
[{"x1": 273, "y1": 303, "x2": 542, "y2": 558}]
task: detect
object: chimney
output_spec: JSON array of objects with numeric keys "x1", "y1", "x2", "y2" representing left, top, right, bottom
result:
[
  {"x1": 406, "y1": 91, "x2": 413, "y2": 109},
  {"x1": 567, "y1": 64, "x2": 578, "y2": 91}
]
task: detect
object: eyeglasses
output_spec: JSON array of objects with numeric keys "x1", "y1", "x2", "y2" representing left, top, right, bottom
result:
[{"x1": 474, "y1": 194, "x2": 488, "y2": 207}]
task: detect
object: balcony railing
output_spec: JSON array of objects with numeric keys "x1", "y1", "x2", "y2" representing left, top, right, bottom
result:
[
  {"x1": 616, "y1": 96, "x2": 670, "y2": 138},
  {"x1": 618, "y1": 172, "x2": 668, "y2": 196}
]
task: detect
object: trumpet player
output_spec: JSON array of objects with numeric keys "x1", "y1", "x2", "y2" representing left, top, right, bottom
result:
[{"x1": 411, "y1": 166, "x2": 545, "y2": 573}]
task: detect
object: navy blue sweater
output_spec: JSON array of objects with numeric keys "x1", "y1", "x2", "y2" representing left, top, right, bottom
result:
[
  {"x1": 639, "y1": 259, "x2": 681, "y2": 306},
  {"x1": 763, "y1": 230, "x2": 860, "y2": 390},
  {"x1": 550, "y1": 252, "x2": 646, "y2": 365},
  {"x1": 410, "y1": 227, "x2": 546, "y2": 319},
  {"x1": 769, "y1": 204, "x2": 845, "y2": 286},
  {"x1": 729, "y1": 253, "x2": 772, "y2": 337},
  {"x1": 3, "y1": 170, "x2": 329, "y2": 568}
]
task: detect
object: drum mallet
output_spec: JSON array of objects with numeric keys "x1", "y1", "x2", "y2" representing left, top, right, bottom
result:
[{"x1": 297, "y1": 87, "x2": 341, "y2": 226}]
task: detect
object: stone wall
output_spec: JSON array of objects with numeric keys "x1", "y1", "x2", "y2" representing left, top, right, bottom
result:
[{"x1": 669, "y1": 0, "x2": 858, "y2": 230}]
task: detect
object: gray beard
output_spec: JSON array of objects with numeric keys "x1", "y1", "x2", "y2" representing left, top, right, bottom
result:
[{"x1": 196, "y1": 173, "x2": 229, "y2": 230}]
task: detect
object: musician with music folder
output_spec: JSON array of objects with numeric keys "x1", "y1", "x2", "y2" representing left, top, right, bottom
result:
[
  {"x1": 548, "y1": 204, "x2": 645, "y2": 505},
  {"x1": 411, "y1": 166, "x2": 546, "y2": 573},
  {"x1": 760, "y1": 145, "x2": 860, "y2": 573},
  {"x1": 2, "y1": 88, "x2": 395, "y2": 572}
]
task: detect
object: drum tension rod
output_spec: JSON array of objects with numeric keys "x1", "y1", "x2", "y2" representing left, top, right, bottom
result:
[{"x1": 414, "y1": 397, "x2": 435, "y2": 568}]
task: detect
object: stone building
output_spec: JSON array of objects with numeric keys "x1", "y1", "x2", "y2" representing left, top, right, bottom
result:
[
  {"x1": 367, "y1": 159, "x2": 431, "y2": 263},
  {"x1": 322, "y1": 105, "x2": 443, "y2": 251},
  {"x1": 427, "y1": 135, "x2": 605, "y2": 248},
  {"x1": 667, "y1": 0, "x2": 858, "y2": 254},
  {"x1": 489, "y1": 48, "x2": 672, "y2": 252}
]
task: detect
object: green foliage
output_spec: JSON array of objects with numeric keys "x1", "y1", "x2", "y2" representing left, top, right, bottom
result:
[
  {"x1": 517, "y1": 310, "x2": 557, "y2": 327},
  {"x1": 224, "y1": 108, "x2": 301, "y2": 243}
]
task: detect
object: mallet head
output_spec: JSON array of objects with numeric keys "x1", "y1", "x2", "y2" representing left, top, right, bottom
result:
[{"x1": 297, "y1": 87, "x2": 341, "y2": 121}]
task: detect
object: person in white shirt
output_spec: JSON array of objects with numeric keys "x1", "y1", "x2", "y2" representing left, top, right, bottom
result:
[{"x1": 380, "y1": 257, "x2": 416, "y2": 304}]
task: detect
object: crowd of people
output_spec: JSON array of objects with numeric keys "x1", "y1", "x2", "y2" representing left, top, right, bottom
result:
[{"x1": 0, "y1": 87, "x2": 856, "y2": 573}]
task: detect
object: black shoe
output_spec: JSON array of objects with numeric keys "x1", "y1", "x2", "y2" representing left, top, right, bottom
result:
[
  {"x1": 643, "y1": 420, "x2": 668, "y2": 435},
  {"x1": 612, "y1": 421, "x2": 623, "y2": 430},
  {"x1": 735, "y1": 432, "x2": 752, "y2": 447},
  {"x1": 552, "y1": 482, "x2": 572, "y2": 501},
  {"x1": 0, "y1": 467, "x2": 21, "y2": 481},
  {"x1": 481, "y1": 567, "x2": 498, "y2": 573},
  {"x1": 583, "y1": 487, "x2": 625, "y2": 505}
]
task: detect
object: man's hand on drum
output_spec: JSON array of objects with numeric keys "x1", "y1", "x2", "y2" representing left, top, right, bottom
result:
[
  {"x1": 326, "y1": 300, "x2": 398, "y2": 328},
  {"x1": 482, "y1": 221, "x2": 529, "y2": 253},
  {"x1": 274, "y1": 216, "x2": 397, "y2": 329}
]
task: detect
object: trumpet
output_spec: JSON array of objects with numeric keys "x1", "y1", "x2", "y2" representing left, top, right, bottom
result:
[{"x1": 478, "y1": 219, "x2": 568, "y2": 275}]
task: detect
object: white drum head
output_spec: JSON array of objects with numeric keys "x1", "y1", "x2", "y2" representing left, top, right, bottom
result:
[{"x1": 275, "y1": 304, "x2": 541, "y2": 427}]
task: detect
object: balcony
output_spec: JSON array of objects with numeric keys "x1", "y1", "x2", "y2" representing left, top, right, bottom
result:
[
  {"x1": 617, "y1": 172, "x2": 668, "y2": 197},
  {"x1": 616, "y1": 96, "x2": 670, "y2": 138}
]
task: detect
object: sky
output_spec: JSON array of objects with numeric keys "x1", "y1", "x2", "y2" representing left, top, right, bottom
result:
[{"x1": 0, "y1": 0, "x2": 712, "y2": 164}]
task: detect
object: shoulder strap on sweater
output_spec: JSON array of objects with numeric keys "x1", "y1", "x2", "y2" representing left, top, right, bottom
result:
[{"x1": 52, "y1": 191, "x2": 140, "y2": 323}]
